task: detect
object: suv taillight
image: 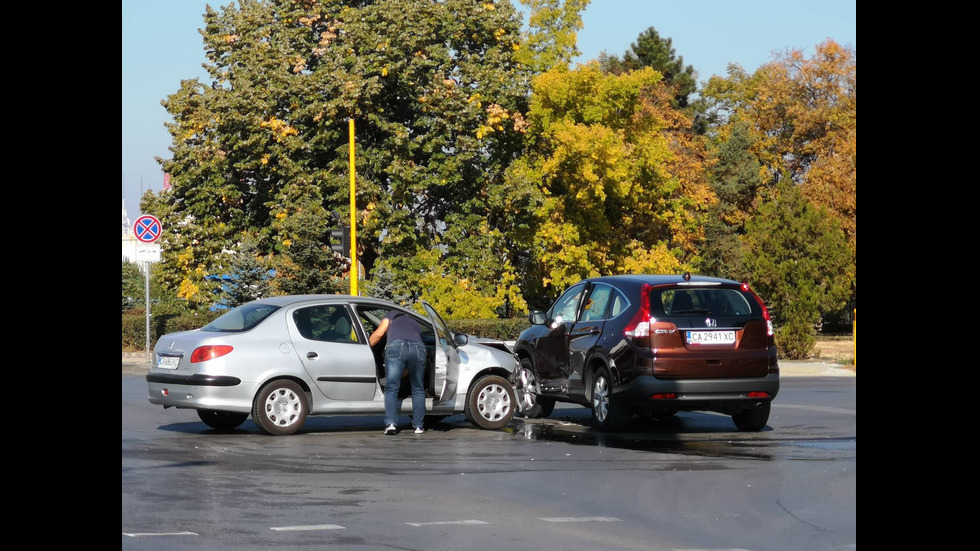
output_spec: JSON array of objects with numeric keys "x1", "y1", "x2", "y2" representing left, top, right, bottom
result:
[
  {"x1": 742, "y1": 282, "x2": 774, "y2": 337},
  {"x1": 624, "y1": 283, "x2": 653, "y2": 338}
]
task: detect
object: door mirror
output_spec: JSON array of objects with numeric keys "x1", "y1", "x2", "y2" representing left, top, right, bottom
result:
[
  {"x1": 453, "y1": 332, "x2": 469, "y2": 346},
  {"x1": 529, "y1": 310, "x2": 547, "y2": 325}
]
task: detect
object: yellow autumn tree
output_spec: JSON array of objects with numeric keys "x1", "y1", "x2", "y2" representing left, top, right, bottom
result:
[
  {"x1": 508, "y1": 61, "x2": 713, "y2": 301},
  {"x1": 701, "y1": 39, "x2": 856, "y2": 249}
]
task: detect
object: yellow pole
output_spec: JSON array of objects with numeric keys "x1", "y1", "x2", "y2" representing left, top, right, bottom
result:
[{"x1": 348, "y1": 118, "x2": 358, "y2": 296}]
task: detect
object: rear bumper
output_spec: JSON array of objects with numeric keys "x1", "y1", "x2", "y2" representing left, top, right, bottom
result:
[
  {"x1": 613, "y1": 374, "x2": 780, "y2": 414},
  {"x1": 146, "y1": 372, "x2": 253, "y2": 413}
]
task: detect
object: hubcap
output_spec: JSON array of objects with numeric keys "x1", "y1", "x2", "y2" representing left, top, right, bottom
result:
[
  {"x1": 265, "y1": 388, "x2": 301, "y2": 427},
  {"x1": 477, "y1": 383, "x2": 512, "y2": 421},
  {"x1": 593, "y1": 377, "x2": 609, "y2": 422}
]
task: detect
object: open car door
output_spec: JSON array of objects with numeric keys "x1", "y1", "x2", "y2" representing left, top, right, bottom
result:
[{"x1": 422, "y1": 301, "x2": 459, "y2": 404}]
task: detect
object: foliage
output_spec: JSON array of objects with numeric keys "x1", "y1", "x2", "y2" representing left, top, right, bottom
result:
[
  {"x1": 122, "y1": 261, "x2": 144, "y2": 312},
  {"x1": 152, "y1": 0, "x2": 535, "y2": 311},
  {"x1": 696, "y1": 121, "x2": 762, "y2": 279},
  {"x1": 507, "y1": 62, "x2": 713, "y2": 306},
  {"x1": 742, "y1": 176, "x2": 853, "y2": 359},
  {"x1": 515, "y1": 0, "x2": 590, "y2": 73},
  {"x1": 216, "y1": 232, "x2": 275, "y2": 308},
  {"x1": 598, "y1": 26, "x2": 697, "y2": 109}
]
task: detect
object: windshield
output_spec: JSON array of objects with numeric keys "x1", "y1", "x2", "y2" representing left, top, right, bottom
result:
[{"x1": 201, "y1": 303, "x2": 281, "y2": 332}]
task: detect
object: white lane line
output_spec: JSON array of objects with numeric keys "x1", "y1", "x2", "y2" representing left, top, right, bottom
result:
[
  {"x1": 539, "y1": 517, "x2": 622, "y2": 523},
  {"x1": 122, "y1": 531, "x2": 198, "y2": 537},
  {"x1": 406, "y1": 520, "x2": 490, "y2": 527},
  {"x1": 774, "y1": 404, "x2": 855, "y2": 415},
  {"x1": 270, "y1": 524, "x2": 346, "y2": 531}
]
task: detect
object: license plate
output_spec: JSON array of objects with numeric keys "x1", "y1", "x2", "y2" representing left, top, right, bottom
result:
[
  {"x1": 157, "y1": 355, "x2": 180, "y2": 369},
  {"x1": 686, "y1": 330, "x2": 735, "y2": 345}
]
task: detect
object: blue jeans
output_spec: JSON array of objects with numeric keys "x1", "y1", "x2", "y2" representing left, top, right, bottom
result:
[{"x1": 383, "y1": 339, "x2": 427, "y2": 428}]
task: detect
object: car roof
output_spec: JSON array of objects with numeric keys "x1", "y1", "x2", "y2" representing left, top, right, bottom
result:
[
  {"x1": 245, "y1": 294, "x2": 412, "y2": 310},
  {"x1": 583, "y1": 274, "x2": 742, "y2": 286}
]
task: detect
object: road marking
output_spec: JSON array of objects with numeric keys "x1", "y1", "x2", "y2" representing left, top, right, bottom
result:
[
  {"x1": 539, "y1": 517, "x2": 622, "y2": 523},
  {"x1": 122, "y1": 532, "x2": 198, "y2": 537},
  {"x1": 406, "y1": 520, "x2": 489, "y2": 527},
  {"x1": 774, "y1": 404, "x2": 855, "y2": 415},
  {"x1": 270, "y1": 524, "x2": 346, "y2": 531}
]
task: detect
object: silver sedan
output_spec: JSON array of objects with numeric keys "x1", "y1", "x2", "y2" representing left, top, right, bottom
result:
[{"x1": 146, "y1": 295, "x2": 519, "y2": 435}]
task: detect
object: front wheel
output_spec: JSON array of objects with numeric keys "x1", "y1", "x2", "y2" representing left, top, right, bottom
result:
[
  {"x1": 514, "y1": 359, "x2": 555, "y2": 419},
  {"x1": 197, "y1": 409, "x2": 249, "y2": 430},
  {"x1": 252, "y1": 379, "x2": 308, "y2": 436},
  {"x1": 464, "y1": 375, "x2": 516, "y2": 430},
  {"x1": 732, "y1": 401, "x2": 771, "y2": 431},
  {"x1": 590, "y1": 366, "x2": 628, "y2": 431}
]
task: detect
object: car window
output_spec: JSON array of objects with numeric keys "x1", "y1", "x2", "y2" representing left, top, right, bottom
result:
[
  {"x1": 657, "y1": 288, "x2": 756, "y2": 317},
  {"x1": 293, "y1": 305, "x2": 359, "y2": 343},
  {"x1": 201, "y1": 303, "x2": 280, "y2": 332},
  {"x1": 549, "y1": 282, "x2": 586, "y2": 323},
  {"x1": 609, "y1": 287, "x2": 630, "y2": 318},
  {"x1": 581, "y1": 284, "x2": 612, "y2": 321},
  {"x1": 354, "y1": 306, "x2": 435, "y2": 344}
]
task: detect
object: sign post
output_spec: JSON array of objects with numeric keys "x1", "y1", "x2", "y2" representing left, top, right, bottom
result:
[{"x1": 133, "y1": 215, "x2": 162, "y2": 361}]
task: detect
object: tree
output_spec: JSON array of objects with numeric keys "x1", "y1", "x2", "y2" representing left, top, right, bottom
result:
[
  {"x1": 122, "y1": 261, "x2": 144, "y2": 312},
  {"x1": 742, "y1": 175, "x2": 853, "y2": 359},
  {"x1": 696, "y1": 121, "x2": 762, "y2": 279},
  {"x1": 515, "y1": 0, "x2": 590, "y2": 73},
  {"x1": 216, "y1": 233, "x2": 275, "y2": 308},
  {"x1": 154, "y1": 0, "x2": 535, "y2": 311},
  {"x1": 599, "y1": 26, "x2": 697, "y2": 109},
  {"x1": 507, "y1": 62, "x2": 714, "y2": 306}
]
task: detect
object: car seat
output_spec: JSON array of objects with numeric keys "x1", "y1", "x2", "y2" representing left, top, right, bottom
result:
[{"x1": 332, "y1": 316, "x2": 353, "y2": 343}]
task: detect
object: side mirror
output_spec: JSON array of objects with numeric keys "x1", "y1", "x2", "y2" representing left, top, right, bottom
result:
[
  {"x1": 453, "y1": 332, "x2": 468, "y2": 346},
  {"x1": 529, "y1": 310, "x2": 547, "y2": 325}
]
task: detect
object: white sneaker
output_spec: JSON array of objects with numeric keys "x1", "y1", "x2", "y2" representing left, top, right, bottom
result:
[
  {"x1": 384, "y1": 424, "x2": 397, "y2": 435},
  {"x1": 414, "y1": 427, "x2": 425, "y2": 434}
]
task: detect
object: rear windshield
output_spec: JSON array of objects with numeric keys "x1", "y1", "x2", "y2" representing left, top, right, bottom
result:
[
  {"x1": 201, "y1": 303, "x2": 281, "y2": 332},
  {"x1": 650, "y1": 288, "x2": 756, "y2": 318}
]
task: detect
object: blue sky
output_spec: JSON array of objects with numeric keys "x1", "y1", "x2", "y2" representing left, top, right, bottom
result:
[{"x1": 122, "y1": 0, "x2": 856, "y2": 225}]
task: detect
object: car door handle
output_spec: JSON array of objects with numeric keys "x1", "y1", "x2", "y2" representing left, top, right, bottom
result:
[{"x1": 307, "y1": 352, "x2": 319, "y2": 360}]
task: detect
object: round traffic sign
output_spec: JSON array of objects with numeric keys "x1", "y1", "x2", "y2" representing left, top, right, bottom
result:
[{"x1": 134, "y1": 215, "x2": 162, "y2": 243}]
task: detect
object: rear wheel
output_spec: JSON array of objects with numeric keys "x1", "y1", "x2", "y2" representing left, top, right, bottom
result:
[
  {"x1": 590, "y1": 367, "x2": 628, "y2": 431},
  {"x1": 252, "y1": 379, "x2": 308, "y2": 436},
  {"x1": 514, "y1": 359, "x2": 555, "y2": 419},
  {"x1": 732, "y1": 401, "x2": 771, "y2": 431},
  {"x1": 464, "y1": 375, "x2": 516, "y2": 430},
  {"x1": 197, "y1": 409, "x2": 248, "y2": 430}
]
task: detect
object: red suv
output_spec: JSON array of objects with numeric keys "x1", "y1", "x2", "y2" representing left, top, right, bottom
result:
[{"x1": 512, "y1": 273, "x2": 779, "y2": 431}]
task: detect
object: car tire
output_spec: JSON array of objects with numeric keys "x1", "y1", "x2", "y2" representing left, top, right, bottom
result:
[
  {"x1": 197, "y1": 409, "x2": 249, "y2": 430},
  {"x1": 514, "y1": 358, "x2": 555, "y2": 419},
  {"x1": 464, "y1": 374, "x2": 516, "y2": 430},
  {"x1": 590, "y1": 366, "x2": 628, "y2": 431},
  {"x1": 252, "y1": 379, "x2": 308, "y2": 436},
  {"x1": 732, "y1": 401, "x2": 771, "y2": 431}
]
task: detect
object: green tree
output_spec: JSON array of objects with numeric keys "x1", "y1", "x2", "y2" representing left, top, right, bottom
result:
[
  {"x1": 154, "y1": 0, "x2": 534, "y2": 311},
  {"x1": 216, "y1": 233, "x2": 275, "y2": 308},
  {"x1": 122, "y1": 261, "x2": 144, "y2": 312},
  {"x1": 742, "y1": 175, "x2": 852, "y2": 359},
  {"x1": 697, "y1": 121, "x2": 762, "y2": 279},
  {"x1": 598, "y1": 26, "x2": 697, "y2": 109}
]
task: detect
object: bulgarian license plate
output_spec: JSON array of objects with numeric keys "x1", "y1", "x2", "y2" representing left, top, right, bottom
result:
[
  {"x1": 686, "y1": 330, "x2": 735, "y2": 345},
  {"x1": 157, "y1": 355, "x2": 180, "y2": 369}
]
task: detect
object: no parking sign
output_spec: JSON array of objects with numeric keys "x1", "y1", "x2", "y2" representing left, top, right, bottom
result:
[{"x1": 133, "y1": 215, "x2": 162, "y2": 243}]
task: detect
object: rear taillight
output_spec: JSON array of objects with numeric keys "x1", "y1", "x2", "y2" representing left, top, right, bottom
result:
[
  {"x1": 190, "y1": 345, "x2": 234, "y2": 363},
  {"x1": 624, "y1": 283, "x2": 654, "y2": 338},
  {"x1": 742, "y1": 282, "x2": 774, "y2": 337}
]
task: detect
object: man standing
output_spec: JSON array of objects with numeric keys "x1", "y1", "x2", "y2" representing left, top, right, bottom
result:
[{"x1": 369, "y1": 309, "x2": 427, "y2": 435}]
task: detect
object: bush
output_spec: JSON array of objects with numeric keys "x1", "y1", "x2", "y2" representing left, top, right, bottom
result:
[{"x1": 122, "y1": 310, "x2": 221, "y2": 351}]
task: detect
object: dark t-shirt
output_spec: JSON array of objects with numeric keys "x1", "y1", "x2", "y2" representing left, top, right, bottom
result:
[{"x1": 384, "y1": 310, "x2": 423, "y2": 343}]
